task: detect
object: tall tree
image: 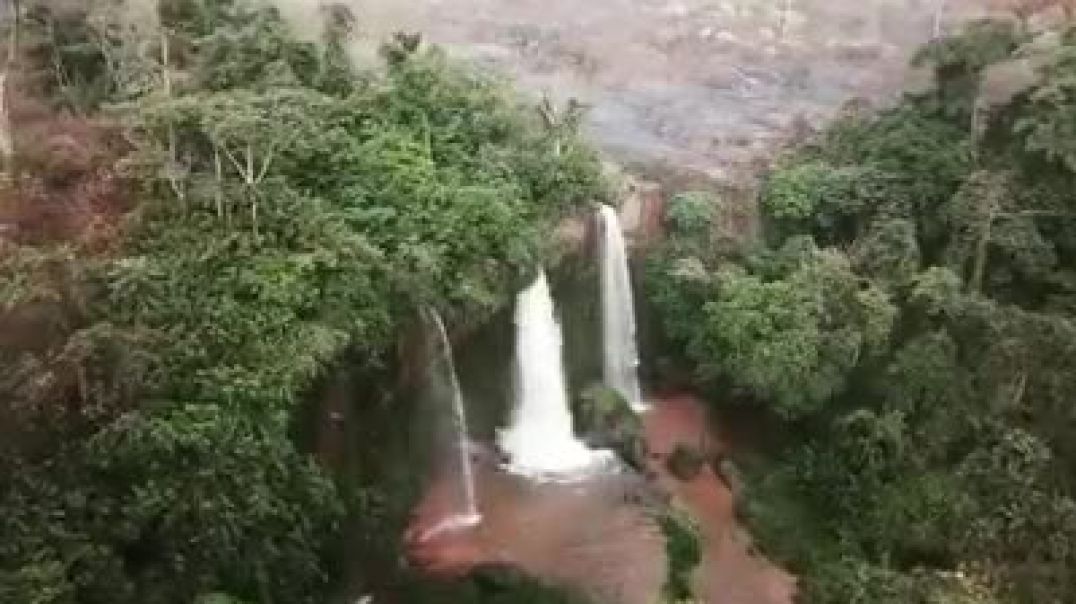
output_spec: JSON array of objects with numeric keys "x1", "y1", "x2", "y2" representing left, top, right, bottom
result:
[{"x1": 0, "y1": 0, "x2": 19, "y2": 182}]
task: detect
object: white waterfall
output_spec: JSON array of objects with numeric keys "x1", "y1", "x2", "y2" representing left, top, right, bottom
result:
[
  {"x1": 498, "y1": 272, "x2": 611, "y2": 477},
  {"x1": 421, "y1": 309, "x2": 480, "y2": 539},
  {"x1": 597, "y1": 204, "x2": 647, "y2": 412}
]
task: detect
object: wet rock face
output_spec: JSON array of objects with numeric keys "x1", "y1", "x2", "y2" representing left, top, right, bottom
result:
[{"x1": 617, "y1": 180, "x2": 665, "y2": 242}]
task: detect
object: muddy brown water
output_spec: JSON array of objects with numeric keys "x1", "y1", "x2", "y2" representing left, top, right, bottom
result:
[{"x1": 406, "y1": 393, "x2": 794, "y2": 604}]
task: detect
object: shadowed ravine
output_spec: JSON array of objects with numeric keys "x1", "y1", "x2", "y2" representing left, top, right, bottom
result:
[{"x1": 405, "y1": 394, "x2": 794, "y2": 604}]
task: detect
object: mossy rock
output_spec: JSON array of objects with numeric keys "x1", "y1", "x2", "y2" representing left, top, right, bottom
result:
[
  {"x1": 576, "y1": 383, "x2": 645, "y2": 469},
  {"x1": 712, "y1": 456, "x2": 745, "y2": 504},
  {"x1": 666, "y1": 444, "x2": 706, "y2": 482}
]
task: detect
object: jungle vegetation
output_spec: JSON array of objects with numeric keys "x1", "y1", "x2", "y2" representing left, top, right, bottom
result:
[
  {"x1": 0, "y1": 0, "x2": 605, "y2": 602},
  {"x1": 4, "y1": 0, "x2": 1076, "y2": 603},
  {"x1": 646, "y1": 17, "x2": 1076, "y2": 604}
]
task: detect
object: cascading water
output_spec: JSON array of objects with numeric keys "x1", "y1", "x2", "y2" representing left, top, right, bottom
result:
[
  {"x1": 597, "y1": 204, "x2": 647, "y2": 412},
  {"x1": 419, "y1": 309, "x2": 481, "y2": 539},
  {"x1": 498, "y1": 272, "x2": 612, "y2": 477}
]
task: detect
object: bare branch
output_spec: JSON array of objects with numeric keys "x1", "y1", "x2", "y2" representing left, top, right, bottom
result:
[
  {"x1": 5, "y1": 0, "x2": 18, "y2": 68},
  {"x1": 997, "y1": 210, "x2": 1076, "y2": 218},
  {"x1": 220, "y1": 142, "x2": 253, "y2": 183},
  {"x1": 214, "y1": 145, "x2": 224, "y2": 218},
  {"x1": 0, "y1": 0, "x2": 16, "y2": 180}
]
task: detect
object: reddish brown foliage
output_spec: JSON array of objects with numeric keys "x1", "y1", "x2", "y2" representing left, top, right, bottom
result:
[
  {"x1": 0, "y1": 73, "x2": 135, "y2": 454},
  {"x1": 0, "y1": 75, "x2": 130, "y2": 252}
]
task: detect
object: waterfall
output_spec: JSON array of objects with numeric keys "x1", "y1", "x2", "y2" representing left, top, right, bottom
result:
[
  {"x1": 597, "y1": 204, "x2": 647, "y2": 412},
  {"x1": 420, "y1": 309, "x2": 481, "y2": 538},
  {"x1": 498, "y1": 272, "x2": 611, "y2": 477}
]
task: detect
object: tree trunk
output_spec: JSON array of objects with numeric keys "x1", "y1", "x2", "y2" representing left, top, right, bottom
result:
[
  {"x1": 1, "y1": 0, "x2": 19, "y2": 181},
  {"x1": 779, "y1": 0, "x2": 794, "y2": 40},
  {"x1": 214, "y1": 145, "x2": 224, "y2": 219},
  {"x1": 6, "y1": 1, "x2": 16, "y2": 63},
  {"x1": 933, "y1": 0, "x2": 947, "y2": 38},
  {"x1": 246, "y1": 143, "x2": 258, "y2": 238},
  {"x1": 971, "y1": 192, "x2": 998, "y2": 293},
  {"x1": 160, "y1": 26, "x2": 185, "y2": 207},
  {"x1": 0, "y1": 71, "x2": 12, "y2": 180}
]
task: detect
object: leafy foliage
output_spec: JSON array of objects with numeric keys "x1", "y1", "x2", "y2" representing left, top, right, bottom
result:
[
  {"x1": 646, "y1": 17, "x2": 1076, "y2": 604},
  {"x1": 664, "y1": 190, "x2": 717, "y2": 248},
  {"x1": 1, "y1": 1, "x2": 607, "y2": 602},
  {"x1": 658, "y1": 245, "x2": 895, "y2": 418},
  {"x1": 912, "y1": 19, "x2": 1027, "y2": 122}
]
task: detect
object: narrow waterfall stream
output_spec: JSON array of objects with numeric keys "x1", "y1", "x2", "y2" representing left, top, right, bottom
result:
[
  {"x1": 498, "y1": 271, "x2": 612, "y2": 477},
  {"x1": 419, "y1": 309, "x2": 481, "y2": 539},
  {"x1": 597, "y1": 204, "x2": 647, "y2": 412}
]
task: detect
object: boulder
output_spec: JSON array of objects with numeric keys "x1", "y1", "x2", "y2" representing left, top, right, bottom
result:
[
  {"x1": 665, "y1": 444, "x2": 706, "y2": 482},
  {"x1": 712, "y1": 456, "x2": 745, "y2": 505},
  {"x1": 576, "y1": 383, "x2": 645, "y2": 469}
]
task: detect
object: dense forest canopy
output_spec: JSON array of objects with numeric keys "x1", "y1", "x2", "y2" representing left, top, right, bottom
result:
[
  {"x1": 646, "y1": 16, "x2": 1076, "y2": 604},
  {"x1": 3, "y1": 0, "x2": 1076, "y2": 603},
  {"x1": 0, "y1": 1, "x2": 606, "y2": 602}
]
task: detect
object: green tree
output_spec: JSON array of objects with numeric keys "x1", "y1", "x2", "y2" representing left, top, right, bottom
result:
[
  {"x1": 693, "y1": 248, "x2": 895, "y2": 417},
  {"x1": 649, "y1": 18, "x2": 1076, "y2": 604},
  {"x1": 0, "y1": 2, "x2": 609, "y2": 602}
]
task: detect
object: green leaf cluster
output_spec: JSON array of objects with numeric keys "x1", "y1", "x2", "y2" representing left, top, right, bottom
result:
[
  {"x1": 1, "y1": 1, "x2": 608, "y2": 602},
  {"x1": 646, "y1": 18, "x2": 1076, "y2": 603}
]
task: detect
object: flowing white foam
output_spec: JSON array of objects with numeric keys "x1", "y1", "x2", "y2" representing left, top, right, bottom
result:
[
  {"x1": 416, "y1": 511, "x2": 482, "y2": 542},
  {"x1": 423, "y1": 308, "x2": 481, "y2": 534},
  {"x1": 597, "y1": 204, "x2": 649, "y2": 413},
  {"x1": 498, "y1": 272, "x2": 614, "y2": 478}
]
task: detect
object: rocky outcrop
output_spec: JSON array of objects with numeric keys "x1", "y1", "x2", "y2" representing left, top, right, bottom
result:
[
  {"x1": 618, "y1": 179, "x2": 665, "y2": 244},
  {"x1": 666, "y1": 443, "x2": 706, "y2": 482},
  {"x1": 576, "y1": 383, "x2": 646, "y2": 469}
]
